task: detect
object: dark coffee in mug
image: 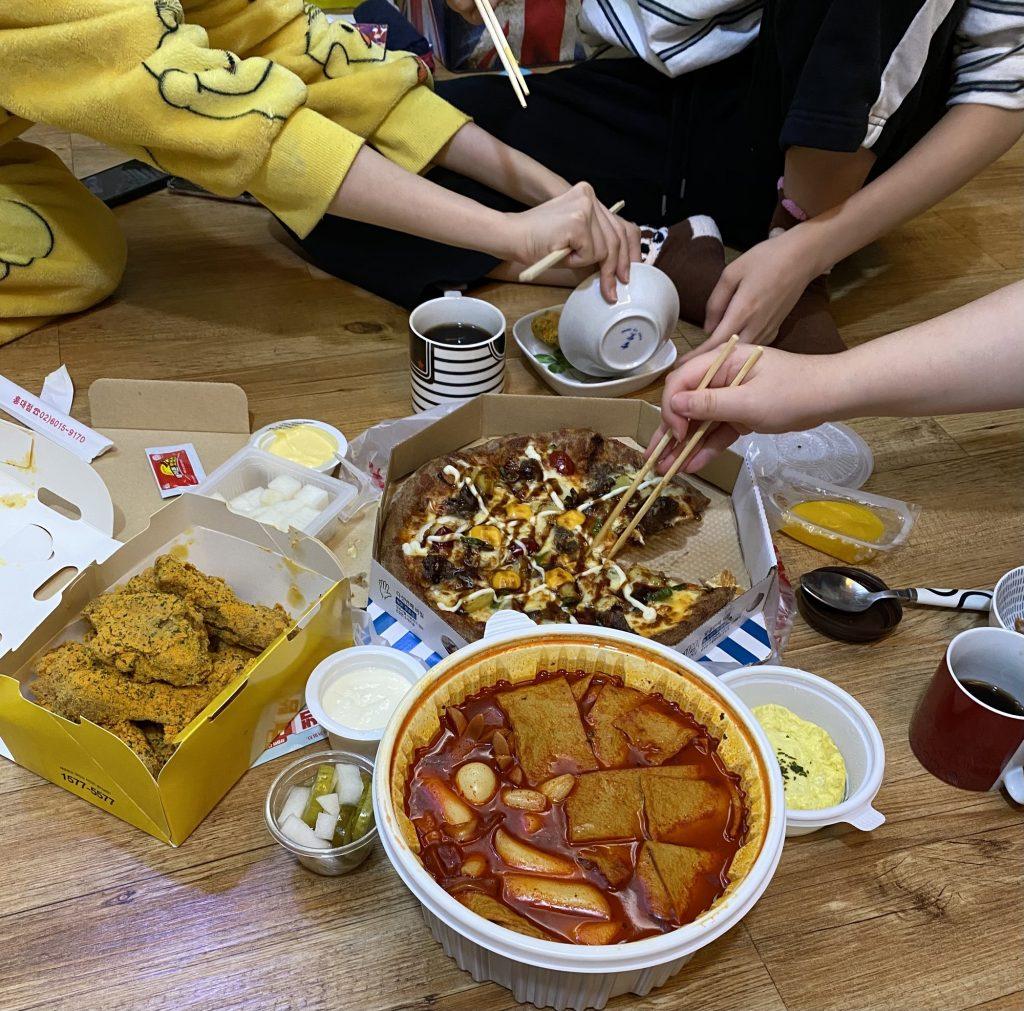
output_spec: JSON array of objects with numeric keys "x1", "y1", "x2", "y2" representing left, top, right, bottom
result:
[
  {"x1": 960, "y1": 679, "x2": 1024, "y2": 717},
  {"x1": 423, "y1": 323, "x2": 491, "y2": 346}
]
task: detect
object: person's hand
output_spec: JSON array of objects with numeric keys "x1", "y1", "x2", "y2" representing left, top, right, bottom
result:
[
  {"x1": 507, "y1": 182, "x2": 642, "y2": 302},
  {"x1": 681, "y1": 223, "x2": 826, "y2": 362},
  {"x1": 445, "y1": 0, "x2": 487, "y2": 23},
  {"x1": 646, "y1": 345, "x2": 834, "y2": 473}
]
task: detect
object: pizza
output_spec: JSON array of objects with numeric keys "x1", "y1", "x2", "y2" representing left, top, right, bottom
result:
[{"x1": 380, "y1": 429, "x2": 738, "y2": 644}]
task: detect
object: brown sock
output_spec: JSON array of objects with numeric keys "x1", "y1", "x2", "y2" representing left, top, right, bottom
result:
[
  {"x1": 650, "y1": 215, "x2": 726, "y2": 327},
  {"x1": 769, "y1": 192, "x2": 846, "y2": 355}
]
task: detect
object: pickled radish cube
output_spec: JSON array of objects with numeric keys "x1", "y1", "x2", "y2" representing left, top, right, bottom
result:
[
  {"x1": 280, "y1": 814, "x2": 330, "y2": 849},
  {"x1": 295, "y1": 485, "x2": 329, "y2": 510},
  {"x1": 258, "y1": 505, "x2": 291, "y2": 531},
  {"x1": 261, "y1": 487, "x2": 287, "y2": 506},
  {"x1": 314, "y1": 811, "x2": 339, "y2": 841},
  {"x1": 316, "y1": 792, "x2": 341, "y2": 817},
  {"x1": 275, "y1": 498, "x2": 304, "y2": 518},
  {"x1": 268, "y1": 474, "x2": 303, "y2": 498},
  {"x1": 290, "y1": 506, "x2": 320, "y2": 531},
  {"x1": 280, "y1": 785, "x2": 310, "y2": 823},
  {"x1": 228, "y1": 488, "x2": 263, "y2": 515},
  {"x1": 335, "y1": 764, "x2": 363, "y2": 806}
]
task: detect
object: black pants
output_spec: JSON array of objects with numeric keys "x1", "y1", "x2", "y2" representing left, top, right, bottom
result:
[{"x1": 296, "y1": 0, "x2": 964, "y2": 310}]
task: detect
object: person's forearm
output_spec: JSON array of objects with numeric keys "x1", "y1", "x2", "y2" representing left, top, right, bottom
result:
[
  {"x1": 434, "y1": 122, "x2": 570, "y2": 206},
  {"x1": 801, "y1": 105, "x2": 1024, "y2": 273},
  {"x1": 821, "y1": 281, "x2": 1024, "y2": 419},
  {"x1": 327, "y1": 144, "x2": 516, "y2": 258}
]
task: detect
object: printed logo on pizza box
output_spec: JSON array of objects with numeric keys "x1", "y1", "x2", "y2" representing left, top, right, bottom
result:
[
  {"x1": 395, "y1": 594, "x2": 421, "y2": 625},
  {"x1": 377, "y1": 576, "x2": 393, "y2": 602}
]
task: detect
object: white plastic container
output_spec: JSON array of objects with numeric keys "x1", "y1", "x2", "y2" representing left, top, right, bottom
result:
[
  {"x1": 250, "y1": 419, "x2": 347, "y2": 475},
  {"x1": 990, "y1": 565, "x2": 1024, "y2": 631},
  {"x1": 305, "y1": 645, "x2": 425, "y2": 757},
  {"x1": 191, "y1": 445, "x2": 372, "y2": 542},
  {"x1": 720, "y1": 665, "x2": 885, "y2": 837},
  {"x1": 373, "y1": 612, "x2": 786, "y2": 1011}
]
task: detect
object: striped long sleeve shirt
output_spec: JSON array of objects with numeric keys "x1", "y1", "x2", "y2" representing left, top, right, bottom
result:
[{"x1": 579, "y1": 0, "x2": 1024, "y2": 110}]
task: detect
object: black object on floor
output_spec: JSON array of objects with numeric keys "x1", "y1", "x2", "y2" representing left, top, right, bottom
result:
[{"x1": 81, "y1": 160, "x2": 169, "y2": 207}]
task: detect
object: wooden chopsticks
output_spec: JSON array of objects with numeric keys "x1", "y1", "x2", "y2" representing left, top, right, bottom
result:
[
  {"x1": 606, "y1": 344, "x2": 762, "y2": 559},
  {"x1": 598, "y1": 339, "x2": 763, "y2": 561},
  {"x1": 518, "y1": 200, "x2": 626, "y2": 283},
  {"x1": 473, "y1": 0, "x2": 529, "y2": 108},
  {"x1": 591, "y1": 336, "x2": 739, "y2": 552}
]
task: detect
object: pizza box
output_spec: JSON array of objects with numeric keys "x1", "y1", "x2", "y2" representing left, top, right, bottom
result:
[
  {"x1": 369, "y1": 395, "x2": 778, "y2": 667},
  {"x1": 0, "y1": 493, "x2": 352, "y2": 845}
]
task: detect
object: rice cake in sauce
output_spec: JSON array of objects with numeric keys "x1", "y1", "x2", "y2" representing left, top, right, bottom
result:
[{"x1": 404, "y1": 669, "x2": 748, "y2": 944}]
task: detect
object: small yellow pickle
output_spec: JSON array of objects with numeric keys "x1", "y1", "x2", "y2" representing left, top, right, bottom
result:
[{"x1": 753, "y1": 704, "x2": 847, "y2": 809}]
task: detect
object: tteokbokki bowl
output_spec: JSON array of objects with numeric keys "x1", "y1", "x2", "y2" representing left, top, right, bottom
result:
[{"x1": 373, "y1": 614, "x2": 785, "y2": 1007}]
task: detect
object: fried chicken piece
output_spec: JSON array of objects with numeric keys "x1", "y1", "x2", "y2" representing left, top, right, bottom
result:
[
  {"x1": 98, "y1": 720, "x2": 163, "y2": 777},
  {"x1": 119, "y1": 568, "x2": 161, "y2": 594},
  {"x1": 83, "y1": 590, "x2": 212, "y2": 686},
  {"x1": 531, "y1": 310, "x2": 561, "y2": 348},
  {"x1": 139, "y1": 722, "x2": 179, "y2": 768},
  {"x1": 159, "y1": 644, "x2": 259, "y2": 740},
  {"x1": 33, "y1": 642, "x2": 213, "y2": 729},
  {"x1": 154, "y1": 555, "x2": 290, "y2": 651}
]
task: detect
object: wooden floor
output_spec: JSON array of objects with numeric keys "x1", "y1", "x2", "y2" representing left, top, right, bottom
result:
[{"x1": 1, "y1": 125, "x2": 1022, "y2": 1011}]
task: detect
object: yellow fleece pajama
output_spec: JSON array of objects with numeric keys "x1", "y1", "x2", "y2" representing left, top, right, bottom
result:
[{"x1": 0, "y1": 0, "x2": 469, "y2": 343}]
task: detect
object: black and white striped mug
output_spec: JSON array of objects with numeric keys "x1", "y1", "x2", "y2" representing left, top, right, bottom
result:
[{"x1": 408, "y1": 292, "x2": 506, "y2": 413}]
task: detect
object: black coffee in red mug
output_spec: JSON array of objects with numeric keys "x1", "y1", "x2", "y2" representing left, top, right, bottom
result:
[{"x1": 909, "y1": 627, "x2": 1024, "y2": 800}]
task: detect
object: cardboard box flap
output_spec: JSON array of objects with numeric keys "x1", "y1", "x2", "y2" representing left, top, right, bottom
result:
[
  {"x1": 89, "y1": 379, "x2": 249, "y2": 434},
  {"x1": 0, "y1": 471, "x2": 120, "y2": 656},
  {"x1": 88, "y1": 380, "x2": 252, "y2": 540}
]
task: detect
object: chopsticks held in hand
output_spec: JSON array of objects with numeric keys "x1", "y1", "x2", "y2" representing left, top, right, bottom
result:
[
  {"x1": 473, "y1": 0, "x2": 529, "y2": 108},
  {"x1": 518, "y1": 199, "x2": 626, "y2": 283},
  {"x1": 607, "y1": 341, "x2": 764, "y2": 561},
  {"x1": 592, "y1": 336, "x2": 739, "y2": 552}
]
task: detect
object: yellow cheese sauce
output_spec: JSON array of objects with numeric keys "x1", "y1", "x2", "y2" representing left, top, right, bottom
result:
[
  {"x1": 753, "y1": 704, "x2": 846, "y2": 809},
  {"x1": 781, "y1": 499, "x2": 886, "y2": 564},
  {"x1": 260, "y1": 425, "x2": 338, "y2": 469}
]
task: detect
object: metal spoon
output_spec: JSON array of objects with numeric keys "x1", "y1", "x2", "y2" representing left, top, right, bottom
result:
[{"x1": 800, "y1": 571, "x2": 993, "y2": 614}]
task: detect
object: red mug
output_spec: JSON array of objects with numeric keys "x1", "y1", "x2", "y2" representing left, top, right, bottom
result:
[{"x1": 910, "y1": 627, "x2": 1024, "y2": 800}]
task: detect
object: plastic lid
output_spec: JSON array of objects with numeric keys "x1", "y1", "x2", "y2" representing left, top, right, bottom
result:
[{"x1": 735, "y1": 423, "x2": 873, "y2": 489}]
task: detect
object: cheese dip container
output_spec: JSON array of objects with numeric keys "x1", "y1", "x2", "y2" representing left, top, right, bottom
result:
[
  {"x1": 251, "y1": 419, "x2": 347, "y2": 475},
  {"x1": 721, "y1": 665, "x2": 885, "y2": 837},
  {"x1": 306, "y1": 645, "x2": 425, "y2": 757}
]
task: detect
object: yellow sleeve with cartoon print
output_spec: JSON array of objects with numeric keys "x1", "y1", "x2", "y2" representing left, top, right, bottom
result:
[
  {"x1": 184, "y1": 0, "x2": 469, "y2": 173},
  {"x1": 0, "y1": 1, "x2": 468, "y2": 237}
]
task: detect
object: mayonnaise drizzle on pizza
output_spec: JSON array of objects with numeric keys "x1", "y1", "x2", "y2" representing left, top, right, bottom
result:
[{"x1": 399, "y1": 438, "x2": 716, "y2": 629}]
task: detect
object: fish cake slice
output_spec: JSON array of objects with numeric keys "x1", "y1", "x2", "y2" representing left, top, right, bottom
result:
[
  {"x1": 586, "y1": 683, "x2": 647, "y2": 767},
  {"x1": 613, "y1": 702, "x2": 699, "y2": 765},
  {"x1": 497, "y1": 677, "x2": 597, "y2": 785},
  {"x1": 564, "y1": 768, "x2": 644, "y2": 843},
  {"x1": 640, "y1": 769, "x2": 732, "y2": 845},
  {"x1": 635, "y1": 841, "x2": 718, "y2": 923}
]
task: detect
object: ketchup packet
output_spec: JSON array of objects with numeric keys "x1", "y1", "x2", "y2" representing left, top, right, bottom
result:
[{"x1": 147, "y1": 443, "x2": 205, "y2": 498}]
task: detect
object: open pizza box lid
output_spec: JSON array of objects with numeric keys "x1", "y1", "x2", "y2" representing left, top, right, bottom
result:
[{"x1": 369, "y1": 395, "x2": 778, "y2": 671}]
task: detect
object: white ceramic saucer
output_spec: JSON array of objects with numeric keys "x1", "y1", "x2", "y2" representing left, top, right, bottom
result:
[{"x1": 513, "y1": 305, "x2": 677, "y2": 398}]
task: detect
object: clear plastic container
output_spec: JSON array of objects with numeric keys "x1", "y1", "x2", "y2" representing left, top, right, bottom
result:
[
  {"x1": 265, "y1": 749, "x2": 377, "y2": 876},
  {"x1": 249, "y1": 419, "x2": 348, "y2": 475},
  {"x1": 720, "y1": 665, "x2": 885, "y2": 837},
  {"x1": 190, "y1": 445, "x2": 373, "y2": 542},
  {"x1": 762, "y1": 474, "x2": 919, "y2": 565}
]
